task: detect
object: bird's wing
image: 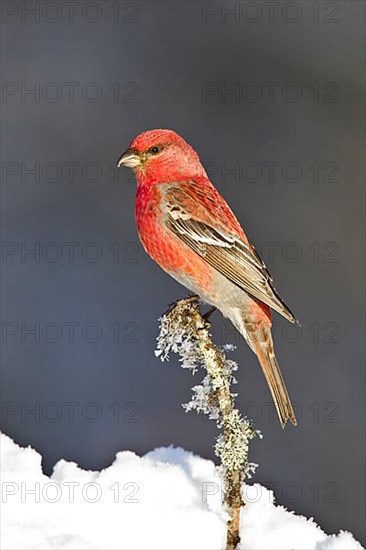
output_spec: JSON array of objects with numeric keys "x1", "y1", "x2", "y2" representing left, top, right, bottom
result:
[{"x1": 160, "y1": 180, "x2": 297, "y2": 323}]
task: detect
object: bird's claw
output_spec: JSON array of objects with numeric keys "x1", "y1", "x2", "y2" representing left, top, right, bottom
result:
[
  {"x1": 202, "y1": 306, "x2": 216, "y2": 321},
  {"x1": 163, "y1": 294, "x2": 200, "y2": 316}
]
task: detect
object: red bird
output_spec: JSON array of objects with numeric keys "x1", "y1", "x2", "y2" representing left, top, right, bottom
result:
[{"x1": 118, "y1": 129, "x2": 297, "y2": 428}]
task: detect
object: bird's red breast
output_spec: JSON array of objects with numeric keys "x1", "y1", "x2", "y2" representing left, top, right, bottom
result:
[{"x1": 135, "y1": 181, "x2": 216, "y2": 293}]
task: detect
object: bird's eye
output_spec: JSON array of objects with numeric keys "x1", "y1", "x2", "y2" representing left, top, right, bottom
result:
[{"x1": 148, "y1": 146, "x2": 163, "y2": 155}]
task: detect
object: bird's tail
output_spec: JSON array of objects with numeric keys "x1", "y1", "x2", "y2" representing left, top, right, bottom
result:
[
  {"x1": 253, "y1": 340, "x2": 297, "y2": 428},
  {"x1": 226, "y1": 308, "x2": 297, "y2": 428}
]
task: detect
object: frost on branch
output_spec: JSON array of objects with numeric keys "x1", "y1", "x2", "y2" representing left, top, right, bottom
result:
[{"x1": 156, "y1": 297, "x2": 260, "y2": 550}]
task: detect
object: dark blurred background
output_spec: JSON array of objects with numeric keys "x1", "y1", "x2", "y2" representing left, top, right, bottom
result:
[{"x1": 1, "y1": 0, "x2": 365, "y2": 545}]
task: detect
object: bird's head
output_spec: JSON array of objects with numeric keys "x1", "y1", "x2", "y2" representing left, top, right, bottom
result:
[{"x1": 117, "y1": 129, "x2": 206, "y2": 183}]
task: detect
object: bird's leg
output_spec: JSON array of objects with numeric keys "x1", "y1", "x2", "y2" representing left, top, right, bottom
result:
[{"x1": 203, "y1": 306, "x2": 216, "y2": 321}]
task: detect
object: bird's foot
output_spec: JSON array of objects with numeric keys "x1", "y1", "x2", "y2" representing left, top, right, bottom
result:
[
  {"x1": 202, "y1": 306, "x2": 217, "y2": 321},
  {"x1": 163, "y1": 294, "x2": 200, "y2": 316}
]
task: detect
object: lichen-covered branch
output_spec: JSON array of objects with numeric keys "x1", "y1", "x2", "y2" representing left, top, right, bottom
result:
[{"x1": 155, "y1": 297, "x2": 260, "y2": 550}]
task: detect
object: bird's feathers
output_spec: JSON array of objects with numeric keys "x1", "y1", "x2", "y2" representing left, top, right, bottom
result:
[{"x1": 162, "y1": 180, "x2": 297, "y2": 323}]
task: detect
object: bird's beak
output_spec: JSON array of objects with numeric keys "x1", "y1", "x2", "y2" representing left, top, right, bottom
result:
[{"x1": 117, "y1": 148, "x2": 141, "y2": 169}]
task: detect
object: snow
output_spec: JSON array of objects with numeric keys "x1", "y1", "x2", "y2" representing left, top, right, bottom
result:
[{"x1": 0, "y1": 432, "x2": 363, "y2": 550}]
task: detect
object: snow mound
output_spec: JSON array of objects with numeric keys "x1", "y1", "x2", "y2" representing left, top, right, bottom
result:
[{"x1": 0, "y1": 432, "x2": 363, "y2": 550}]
